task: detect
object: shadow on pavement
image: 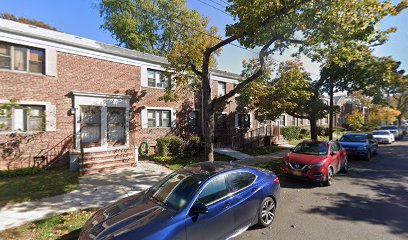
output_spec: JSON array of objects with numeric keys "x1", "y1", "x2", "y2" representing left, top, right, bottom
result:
[{"x1": 305, "y1": 137, "x2": 408, "y2": 238}]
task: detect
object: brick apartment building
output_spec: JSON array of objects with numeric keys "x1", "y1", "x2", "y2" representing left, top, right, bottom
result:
[
  {"x1": 0, "y1": 19, "x2": 334, "y2": 173},
  {"x1": 0, "y1": 19, "x2": 262, "y2": 173}
]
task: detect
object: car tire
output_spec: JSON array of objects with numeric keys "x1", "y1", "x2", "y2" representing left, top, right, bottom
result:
[
  {"x1": 366, "y1": 151, "x2": 371, "y2": 161},
  {"x1": 340, "y1": 159, "x2": 349, "y2": 173},
  {"x1": 324, "y1": 167, "x2": 334, "y2": 186},
  {"x1": 257, "y1": 197, "x2": 276, "y2": 228}
]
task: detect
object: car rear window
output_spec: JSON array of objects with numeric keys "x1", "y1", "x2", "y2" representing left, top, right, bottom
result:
[
  {"x1": 227, "y1": 172, "x2": 256, "y2": 192},
  {"x1": 340, "y1": 135, "x2": 367, "y2": 143},
  {"x1": 293, "y1": 142, "x2": 328, "y2": 155}
]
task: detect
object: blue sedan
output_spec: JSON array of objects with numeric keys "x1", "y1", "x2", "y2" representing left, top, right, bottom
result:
[
  {"x1": 79, "y1": 162, "x2": 281, "y2": 240},
  {"x1": 339, "y1": 133, "x2": 378, "y2": 160}
]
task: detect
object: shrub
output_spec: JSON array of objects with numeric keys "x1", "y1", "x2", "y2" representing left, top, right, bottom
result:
[
  {"x1": 299, "y1": 128, "x2": 310, "y2": 139},
  {"x1": 281, "y1": 126, "x2": 302, "y2": 141},
  {"x1": 188, "y1": 135, "x2": 204, "y2": 156},
  {"x1": 0, "y1": 167, "x2": 43, "y2": 178},
  {"x1": 317, "y1": 126, "x2": 330, "y2": 136},
  {"x1": 156, "y1": 136, "x2": 184, "y2": 157}
]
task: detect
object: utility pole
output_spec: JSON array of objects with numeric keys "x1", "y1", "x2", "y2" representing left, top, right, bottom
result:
[{"x1": 329, "y1": 77, "x2": 334, "y2": 140}]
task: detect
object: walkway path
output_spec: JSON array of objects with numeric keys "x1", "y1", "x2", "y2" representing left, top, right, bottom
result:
[{"x1": 0, "y1": 161, "x2": 171, "y2": 231}]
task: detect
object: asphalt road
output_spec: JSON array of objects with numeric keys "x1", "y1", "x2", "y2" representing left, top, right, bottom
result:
[{"x1": 237, "y1": 137, "x2": 408, "y2": 240}]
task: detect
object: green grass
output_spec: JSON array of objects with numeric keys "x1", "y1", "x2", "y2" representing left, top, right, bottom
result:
[
  {"x1": 0, "y1": 168, "x2": 79, "y2": 206},
  {"x1": 255, "y1": 158, "x2": 284, "y2": 174},
  {"x1": 0, "y1": 208, "x2": 98, "y2": 240},
  {"x1": 149, "y1": 152, "x2": 236, "y2": 171},
  {"x1": 239, "y1": 145, "x2": 286, "y2": 156}
]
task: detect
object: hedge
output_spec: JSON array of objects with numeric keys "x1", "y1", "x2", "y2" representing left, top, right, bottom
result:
[
  {"x1": 156, "y1": 136, "x2": 184, "y2": 157},
  {"x1": 281, "y1": 126, "x2": 302, "y2": 141}
]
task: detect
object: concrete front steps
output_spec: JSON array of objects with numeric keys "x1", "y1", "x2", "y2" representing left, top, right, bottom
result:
[{"x1": 79, "y1": 148, "x2": 136, "y2": 175}]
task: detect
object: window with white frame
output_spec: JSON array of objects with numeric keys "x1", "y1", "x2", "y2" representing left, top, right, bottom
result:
[
  {"x1": 0, "y1": 105, "x2": 45, "y2": 132},
  {"x1": 148, "y1": 109, "x2": 171, "y2": 128},
  {"x1": 147, "y1": 69, "x2": 169, "y2": 88},
  {"x1": 0, "y1": 42, "x2": 45, "y2": 74},
  {"x1": 277, "y1": 115, "x2": 286, "y2": 126},
  {"x1": 218, "y1": 82, "x2": 226, "y2": 97},
  {"x1": 188, "y1": 111, "x2": 198, "y2": 126},
  {"x1": 237, "y1": 114, "x2": 250, "y2": 128},
  {"x1": 291, "y1": 116, "x2": 296, "y2": 126}
]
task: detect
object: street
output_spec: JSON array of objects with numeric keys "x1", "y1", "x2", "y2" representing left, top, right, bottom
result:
[{"x1": 237, "y1": 137, "x2": 408, "y2": 240}]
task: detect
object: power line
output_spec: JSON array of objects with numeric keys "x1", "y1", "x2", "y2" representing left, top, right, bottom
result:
[
  {"x1": 196, "y1": 0, "x2": 232, "y2": 16},
  {"x1": 208, "y1": 0, "x2": 228, "y2": 8}
]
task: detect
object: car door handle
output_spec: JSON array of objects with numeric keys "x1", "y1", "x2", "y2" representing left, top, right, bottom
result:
[{"x1": 223, "y1": 202, "x2": 231, "y2": 209}]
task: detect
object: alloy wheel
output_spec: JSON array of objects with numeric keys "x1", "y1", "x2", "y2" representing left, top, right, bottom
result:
[{"x1": 261, "y1": 199, "x2": 275, "y2": 225}]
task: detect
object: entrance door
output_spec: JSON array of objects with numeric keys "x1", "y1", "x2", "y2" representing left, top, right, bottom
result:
[
  {"x1": 80, "y1": 106, "x2": 101, "y2": 148},
  {"x1": 107, "y1": 107, "x2": 126, "y2": 146}
]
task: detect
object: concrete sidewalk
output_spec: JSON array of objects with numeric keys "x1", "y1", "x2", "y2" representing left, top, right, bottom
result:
[
  {"x1": 0, "y1": 161, "x2": 171, "y2": 231},
  {"x1": 236, "y1": 148, "x2": 292, "y2": 166},
  {"x1": 214, "y1": 147, "x2": 252, "y2": 160}
]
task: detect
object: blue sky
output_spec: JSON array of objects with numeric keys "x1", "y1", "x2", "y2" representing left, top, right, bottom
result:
[{"x1": 0, "y1": 0, "x2": 406, "y2": 75}]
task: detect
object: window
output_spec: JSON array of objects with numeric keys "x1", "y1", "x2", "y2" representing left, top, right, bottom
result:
[
  {"x1": 324, "y1": 117, "x2": 329, "y2": 124},
  {"x1": 291, "y1": 116, "x2": 296, "y2": 126},
  {"x1": 0, "y1": 108, "x2": 11, "y2": 131},
  {"x1": 218, "y1": 82, "x2": 226, "y2": 97},
  {"x1": 148, "y1": 110, "x2": 171, "y2": 128},
  {"x1": 299, "y1": 118, "x2": 304, "y2": 125},
  {"x1": 197, "y1": 175, "x2": 229, "y2": 205},
  {"x1": 237, "y1": 114, "x2": 250, "y2": 129},
  {"x1": 277, "y1": 115, "x2": 286, "y2": 126},
  {"x1": 188, "y1": 111, "x2": 198, "y2": 127},
  {"x1": 0, "y1": 42, "x2": 45, "y2": 74},
  {"x1": 0, "y1": 105, "x2": 45, "y2": 132},
  {"x1": 217, "y1": 113, "x2": 227, "y2": 129},
  {"x1": 147, "y1": 69, "x2": 169, "y2": 88},
  {"x1": 227, "y1": 172, "x2": 256, "y2": 192}
]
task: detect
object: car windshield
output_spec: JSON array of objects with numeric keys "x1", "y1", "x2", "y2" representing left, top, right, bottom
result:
[
  {"x1": 372, "y1": 132, "x2": 389, "y2": 135},
  {"x1": 293, "y1": 142, "x2": 328, "y2": 155},
  {"x1": 340, "y1": 135, "x2": 367, "y2": 142},
  {"x1": 147, "y1": 171, "x2": 207, "y2": 211}
]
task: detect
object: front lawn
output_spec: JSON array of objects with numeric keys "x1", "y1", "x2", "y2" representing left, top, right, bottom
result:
[
  {"x1": 255, "y1": 158, "x2": 284, "y2": 174},
  {"x1": 0, "y1": 208, "x2": 97, "y2": 240},
  {"x1": 0, "y1": 168, "x2": 79, "y2": 206},
  {"x1": 239, "y1": 145, "x2": 285, "y2": 156},
  {"x1": 149, "y1": 152, "x2": 236, "y2": 171}
]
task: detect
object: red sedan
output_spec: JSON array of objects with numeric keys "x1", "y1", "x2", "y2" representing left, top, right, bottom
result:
[{"x1": 282, "y1": 140, "x2": 348, "y2": 186}]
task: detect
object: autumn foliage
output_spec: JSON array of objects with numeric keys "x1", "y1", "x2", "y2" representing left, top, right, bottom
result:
[{"x1": 0, "y1": 13, "x2": 58, "y2": 31}]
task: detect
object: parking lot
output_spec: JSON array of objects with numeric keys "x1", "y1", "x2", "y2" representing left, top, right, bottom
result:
[{"x1": 236, "y1": 137, "x2": 408, "y2": 240}]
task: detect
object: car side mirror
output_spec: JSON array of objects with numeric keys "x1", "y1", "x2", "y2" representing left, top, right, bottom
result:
[
  {"x1": 289, "y1": 148, "x2": 294, "y2": 152},
  {"x1": 190, "y1": 202, "x2": 208, "y2": 215}
]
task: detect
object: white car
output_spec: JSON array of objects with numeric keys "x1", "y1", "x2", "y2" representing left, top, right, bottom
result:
[{"x1": 372, "y1": 130, "x2": 395, "y2": 144}]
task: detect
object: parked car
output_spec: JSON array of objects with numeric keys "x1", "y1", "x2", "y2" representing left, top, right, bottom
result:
[
  {"x1": 282, "y1": 140, "x2": 348, "y2": 186},
  {"x1": 372, "y1": 130, "x2": 395, "y2": 144},
  {"x1": 339, "y1": 133, "x2": 378, "y2": 160},
  {"x1": 79, "y1": 162, "x2": 281, "y2": 240},
  {"x1": 380, "y1": 125, "x2": 403, "y2": 140}
]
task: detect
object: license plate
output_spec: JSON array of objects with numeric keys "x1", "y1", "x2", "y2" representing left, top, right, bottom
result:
[{"x1": 292, "y1": 171, "x2": 302, "y2": 176}]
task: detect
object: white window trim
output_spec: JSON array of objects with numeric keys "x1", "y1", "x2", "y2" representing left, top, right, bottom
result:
[
  {"x1": 218, "y1": 81, "x2": 226, "y2": 97},
  {"x1": 0, "y1": 99, "x2": 56, "y2": 133},
  {"x1": 72, "y1": 91, "x2": 131, "y2": 151},
  {"x1": 141, "y1": 107, "x2": 176, "y2": 129}
]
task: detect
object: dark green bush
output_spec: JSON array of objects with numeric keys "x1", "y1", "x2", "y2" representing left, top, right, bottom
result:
[
  {"x1": 188, "y1": 135, "x2": 204, "y2": 156},
  {"x1": 156, "y1": 136, "x2": 184, "y2": 157},
  {"x1": 281, "y1": 126, "x2": 302, "y2": 141},
  {"x1": 317, "y1": 126, "x2": 330, "y2": 136},
  {"x1": 0, "y1": 167, "x2": 43, "y2": 178},
  {"x1": 299, "y1": 128, "x2": 310, "y2": 139}
]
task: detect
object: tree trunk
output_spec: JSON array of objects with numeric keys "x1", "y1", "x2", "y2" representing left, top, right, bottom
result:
[
  {"x1": 310, "y1": 116, "x2": 318, "y2": 140},
  {"x1": 329, "y1": 78, "x2": 334, "y2": 140},
  {"x1": 202, "y1": 72, "x2": 214, "y2": 162}
]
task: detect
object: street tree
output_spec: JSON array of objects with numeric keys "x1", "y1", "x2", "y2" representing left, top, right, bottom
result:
[{"x1": 100, "y1": 0, "x2": 406, "y2": 161}]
